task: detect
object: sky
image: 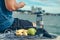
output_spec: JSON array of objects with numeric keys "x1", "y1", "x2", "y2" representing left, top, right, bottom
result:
[{"x1": 16, "y1": 0, "x2": 60, "y2": 13}]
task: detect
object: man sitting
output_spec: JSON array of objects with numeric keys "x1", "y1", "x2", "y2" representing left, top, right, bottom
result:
[{"x1": 0, "y1": 0, "x2": 56, "y2": 38}]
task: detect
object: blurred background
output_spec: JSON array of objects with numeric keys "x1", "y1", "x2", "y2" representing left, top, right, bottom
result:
[{"x1": 13, "y1": 0, "x2": 60, "y2": 35}]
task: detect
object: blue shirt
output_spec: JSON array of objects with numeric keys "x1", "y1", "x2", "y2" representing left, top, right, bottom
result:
[{"x1": 0, "y1": 0, "x2": 14, "y2": 32}]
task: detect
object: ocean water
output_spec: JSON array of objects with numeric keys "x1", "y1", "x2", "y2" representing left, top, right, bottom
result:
[
  {"x1": 43, "y1": 15, "x2": 60, "y2": 35},
  {"x1": 13, "y1": 13, "x2": 60, "y2": 35}
]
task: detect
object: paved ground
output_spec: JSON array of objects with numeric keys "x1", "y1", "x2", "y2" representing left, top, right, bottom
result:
[{"x1": 0, "y1": 33, "x2": 59, "y2": 40}]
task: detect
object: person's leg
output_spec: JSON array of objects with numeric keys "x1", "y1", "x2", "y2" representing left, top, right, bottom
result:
[
  {"x1": 8, "y1": 18, "x2": 33, "y2": 30},
  {"x1": 19, "y1": 19, "x2": 33, "y2": 29}
]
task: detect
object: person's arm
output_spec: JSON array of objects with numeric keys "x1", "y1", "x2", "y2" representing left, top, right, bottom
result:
[{"x1": 5, "y1": 0, "x2": 25, "y2": 11}]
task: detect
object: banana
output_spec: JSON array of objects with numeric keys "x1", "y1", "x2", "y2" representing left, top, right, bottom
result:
[
  {"x1": 15, "y1": 29, "x2": 28, "y2": 36},
  {"x1": 16, "y1": 31, "x2": 23, "y2": 36},
  {"x1": 15, "y1": 29, "x2": 24, "y2": 36},
  {"x1": 23, "y1": 30, "x2": 28, "y2": 36}
]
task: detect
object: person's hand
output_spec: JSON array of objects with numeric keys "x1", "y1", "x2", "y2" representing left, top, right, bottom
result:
[
  {"x1": 19, "y1": 2, "x2": 25, "y2": 8},
  {"x1": 32, "y1": 22, "x2": 36, "y2": 27}
]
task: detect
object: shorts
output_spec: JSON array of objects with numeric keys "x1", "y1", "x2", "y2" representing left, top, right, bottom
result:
[{"x1": 8, "y1": 18, "x2": 33, "y2": 30}]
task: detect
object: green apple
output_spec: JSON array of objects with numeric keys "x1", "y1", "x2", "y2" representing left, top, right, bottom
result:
[{"x1": 27, "y1": 28, "x2": 36, "y2": 36}]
